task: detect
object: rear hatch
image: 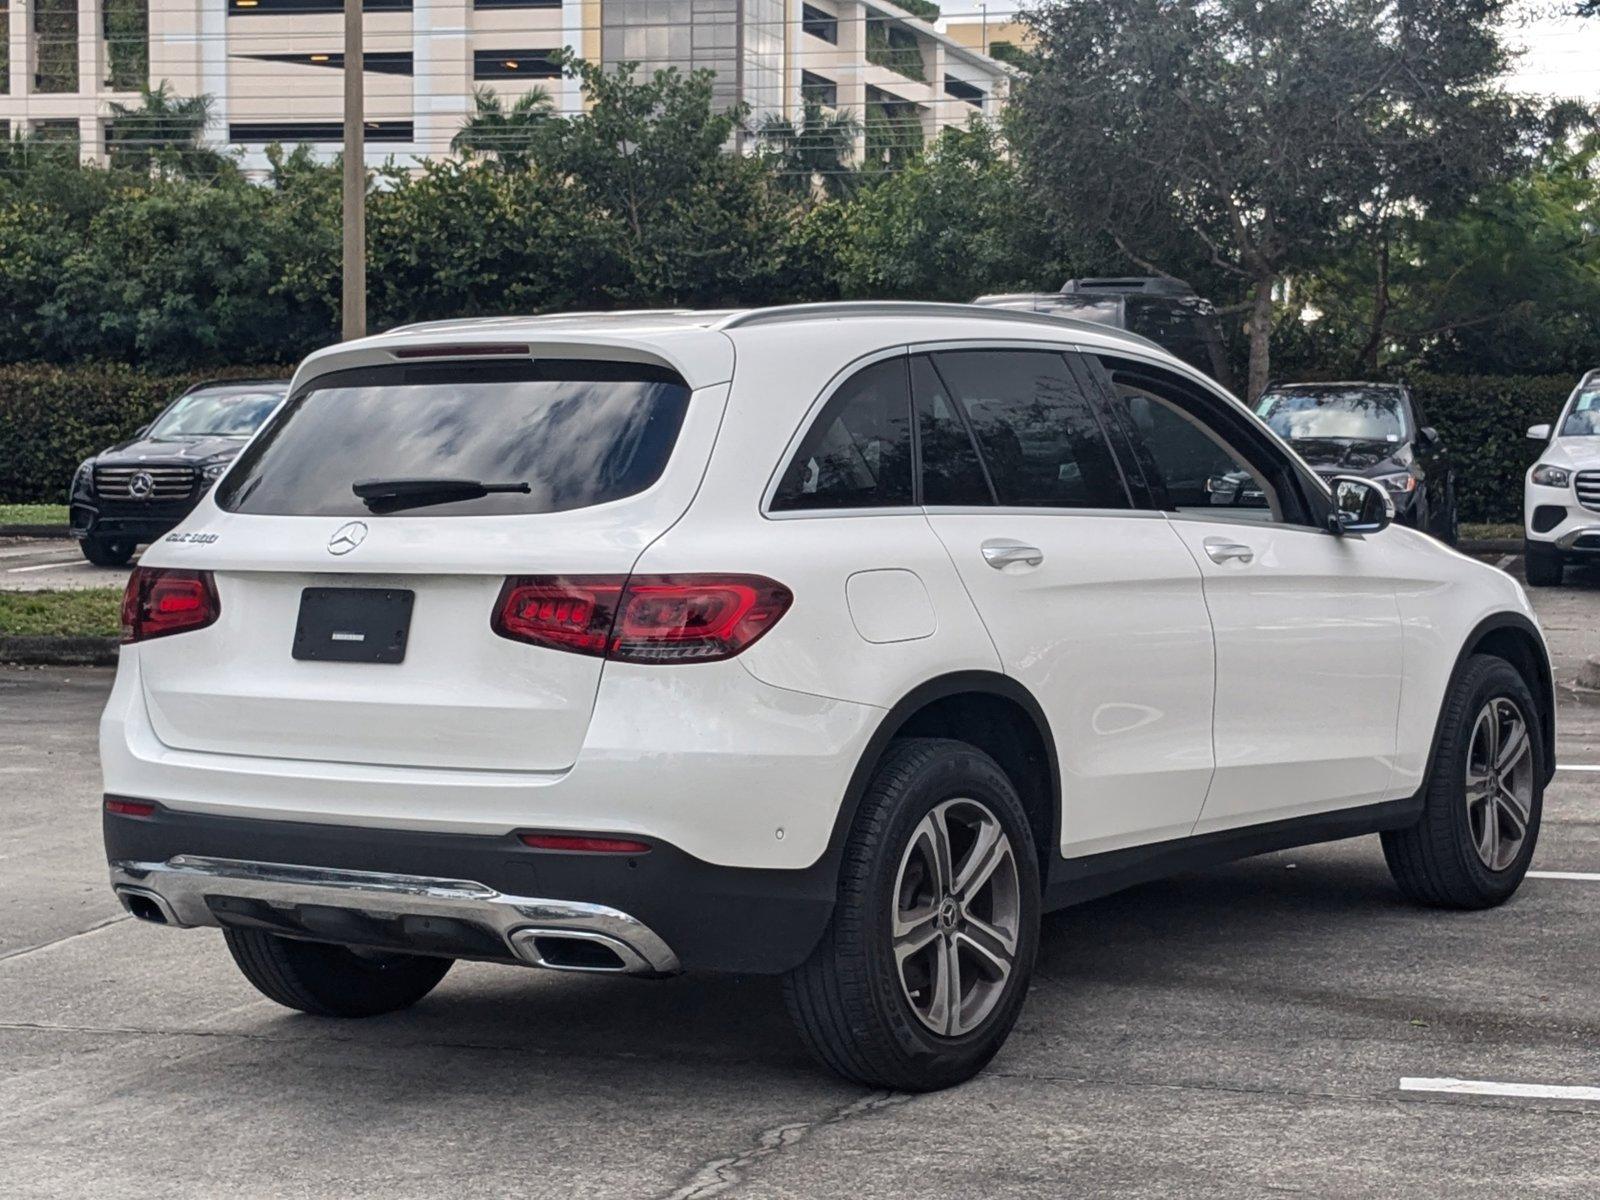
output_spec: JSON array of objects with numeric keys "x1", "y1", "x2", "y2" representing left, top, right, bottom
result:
[{"x1": 135, "y1": 354, "x2": 723, "y2": 772}]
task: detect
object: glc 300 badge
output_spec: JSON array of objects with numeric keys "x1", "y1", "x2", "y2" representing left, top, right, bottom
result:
[{"x1": 327, "y1": 521, "x2": 368, "y2": 555}]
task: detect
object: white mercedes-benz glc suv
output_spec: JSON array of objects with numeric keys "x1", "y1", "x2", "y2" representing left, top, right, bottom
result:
[
  {"x1": 1523, "y1": 368, "x2": 1600, "y2": 586},
  {"x1": 103, "y1": 304, "x2": 1555, "y2": 1090}
]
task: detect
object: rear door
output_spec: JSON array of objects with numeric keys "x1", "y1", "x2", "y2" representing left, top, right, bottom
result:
[
  {"x1": 1086, "y1": 353, "x2": 1405, "y2": 830},
  {"x1": 135, "y1": 357, "x2": 715, "y2": 772},
  {"x1": 915, "y1": 346, "x2": 1218, "y2": 857}
]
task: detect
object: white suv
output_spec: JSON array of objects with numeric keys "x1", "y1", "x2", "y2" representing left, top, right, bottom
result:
[
  {"x1": 1523, "y1": 369, "x2": 1600, "y2": 586},
  {"x1": 103, "y1": 304, "x2": 1555, "y2": 1090}
]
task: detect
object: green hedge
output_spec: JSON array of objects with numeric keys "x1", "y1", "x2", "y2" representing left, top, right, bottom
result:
[
  {"x1": 1404, "y1": 373, "x2": 1574, "y2": 524},
  {"x1": 0, "y1": 362, "x2": 1576, "y2": 520},
  {"x1": 0, "y1": 362, "x2": 287, "y2": 503}
]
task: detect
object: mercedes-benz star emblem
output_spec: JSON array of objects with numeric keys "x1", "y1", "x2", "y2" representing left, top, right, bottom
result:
[
  {"x1": 327, "y1": 521, "x2": 368, "y2": 555},
  {"x1": 128, "y1": 471, "x2": 155, "y2": 499}
]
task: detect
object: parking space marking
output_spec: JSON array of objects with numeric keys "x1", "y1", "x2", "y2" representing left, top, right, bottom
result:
[
  {"x1": 1401, "y1": 1077, "x2": 1600, "y2": 1102},
  {"x1": 1527, "y1": 870, "x2": 1600, "y2": 882},
  {"x1": 1495, "y1": 555, "x2": 1515, "y2": 571},
  {"x1": 1556, "y1": 764, "x2": 1600, "y2": 773},
  {"x1": 5, "y1": 559, "x2": 88, "y2": 574}
]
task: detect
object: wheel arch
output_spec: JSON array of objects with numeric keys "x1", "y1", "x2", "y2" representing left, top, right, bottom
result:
[
  {"x1": 1442, "y1": 613, "x2": 1557, "y2": 786},
  {"x1": 826, "y1": 672, "x2": 1061, "y2": 877}
]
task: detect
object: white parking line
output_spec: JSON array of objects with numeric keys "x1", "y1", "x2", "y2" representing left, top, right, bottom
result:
[
  {"x1": 5, "y1": 559, "x2": 87, "y2": 574},
  {"x1": 1401, "y1": 1077, "x2": 1600, "y2": 1102},
  {"x1": 1495, "y1": 554, "x2": 1515, "y2": 571},
  {"x1": 1556, "y1": 764, "x2": 1600, "y2": 773},
  {"x1": 1527, "y1": 870, "x2": 1600, "y2": 882}
]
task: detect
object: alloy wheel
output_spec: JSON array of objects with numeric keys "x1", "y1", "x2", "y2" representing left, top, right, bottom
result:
[
  {"x1": 1465, "y1": 697, "x2": 1534, "y2": 872},
  {"x1": 892, "y1": 798, "x2": 1021, "y2": 1037}
]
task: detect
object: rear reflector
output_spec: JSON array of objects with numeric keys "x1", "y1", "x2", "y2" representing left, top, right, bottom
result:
[
  {"x1": 121, "y1": 567, "x2": 221, "y2": 643},
  {"x1": 493, "y1": 574, "x2": 792, "y2": 663},
  {"x1": 105, "y1": 798, "x2": 157, "y2": 818},
  {"x1": 518, "y1": 833, "x2": 652, "y2": 854}
]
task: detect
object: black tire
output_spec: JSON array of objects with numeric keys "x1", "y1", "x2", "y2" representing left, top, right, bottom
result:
[
  {"x1": 1524, "y1": 540, "x2": 1564, "y2": 588},
  {"x1": 1382, "y1": 655, "x2": 1544, "y2": 909},
  {"x1": 783, "y1": 738, "x2": 1041, "y2": 1091},
  {"x1": 1440, "y1": 494, "x2": 1460, "y2": 547},
  {"x1": 81, "y1": 535, "x2": 135, "y2": 566},
  {"x1": 223, "y1": 927, "x2": 453, "y2": 1017}
]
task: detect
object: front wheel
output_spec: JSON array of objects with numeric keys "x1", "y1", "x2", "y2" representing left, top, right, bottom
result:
[
  {"x1": 80, "y1": 535, "x2": 135, "y2": 566},
  {"x1": 784, "y1": 738, "x2": 1040, "y2": 1091},
  {"x1": 223, "y1": 927, "x2": 453, "y2": 1017},
  {"x1": 1524, "y1": 540, "x2": 1564, "y2": 588},
  {"x1": 1382, "y1": 655, "x2": 1544, "y2": 908}
]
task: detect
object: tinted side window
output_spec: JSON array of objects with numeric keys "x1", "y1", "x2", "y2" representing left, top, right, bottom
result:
[
  {"x1": 771, "y1": 358, "x2": 913, "y2": 511},
  {"x1": 911, "y1": 356, "x2": 991, "y2": 505},
  {"x1": 1096, "y1": 359, "x2": 1284, "y2": 522},
  {"x1": 929, "y1": 350, "x2": 1128, "y2": 509}
]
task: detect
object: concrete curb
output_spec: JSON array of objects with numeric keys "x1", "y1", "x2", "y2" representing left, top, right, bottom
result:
[
  {"x1": 0, "y1": 635, "x2": 119, "y2": 666},
  {"x1": 0, "y1": 524, "x2": 72, "y2": 538}
]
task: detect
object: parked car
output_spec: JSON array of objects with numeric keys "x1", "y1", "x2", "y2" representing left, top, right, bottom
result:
[
  {"x1": 1252, "y1": 381, "x2": 1458, "y2": 544},
  {"x1": 103, "y1": 304, "x2": 1554, "y2": 1091},
  {"x1": 974, "y1": 277, "x2": 1233, "y2": 386},
  {"x1": 70, "y1": 379, "x2": 289, "y2": 565},
  {"x1": 1523, "y1": 368, "x2": 1600, "y2": 586}
]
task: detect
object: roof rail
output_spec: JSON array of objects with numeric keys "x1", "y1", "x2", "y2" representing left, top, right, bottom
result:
[{"x1": 715, "y1": 300, "x2": 1157, "y2": 346}]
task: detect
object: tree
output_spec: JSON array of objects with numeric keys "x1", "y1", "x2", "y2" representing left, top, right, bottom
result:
[
  {"x1": 450, "y1": 86, "x2": 557, "y2": 170},
  {"x1": 1011, "y1": 0, "x2": 1532, "y2": 398},
  {"x1": 105, "y1": 83, "x2": 232, "y2": 179},
  {"x1": 826, "y1": 119, "x2": 1069, "y2": 300},
  {"x1": 757, "y1": 102, "x2": 862, "y2": 200}
]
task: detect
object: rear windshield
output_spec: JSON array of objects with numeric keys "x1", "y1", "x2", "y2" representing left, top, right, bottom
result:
[{"x1": 216, "y1": 360, "x2": 691, "y2": 517}]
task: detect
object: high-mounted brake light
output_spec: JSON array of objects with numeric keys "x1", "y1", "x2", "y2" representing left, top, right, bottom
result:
[
  {"x1": 518, "y1": 833, "x2": 652, "y2": 854},
  {"x1": 492, "y1": 574, "x2": 792, "y2": 663},
  {"x1": 392, "y1": 343, "x2": 530, "y2": 359},
  {"x1": 121, "y1": 567, "x2": 220, "y2": 643}
]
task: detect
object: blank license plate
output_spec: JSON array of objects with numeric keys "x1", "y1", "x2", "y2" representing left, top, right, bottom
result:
[{"x1": 292, "y1": 587, "x2": 414, "y2": 664}]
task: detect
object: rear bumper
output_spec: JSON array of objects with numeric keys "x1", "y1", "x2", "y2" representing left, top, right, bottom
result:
[{"x1": 105, "y1": 803, "x2": 837, "y2": 975}]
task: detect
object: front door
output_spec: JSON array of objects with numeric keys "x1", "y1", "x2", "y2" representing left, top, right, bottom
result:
[{"x1": 1088, "y1": 352, "x2": 1405, "y2": 833}]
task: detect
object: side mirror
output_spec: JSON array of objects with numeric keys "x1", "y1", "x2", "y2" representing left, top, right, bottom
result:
[
  {"x1": 1526, "y1": 423, "x2": 1551, "y2": 442},
  {"x1": 1420, "y1": 426, "x2": 1440, "y2": 445},
  {"x1": 1327, "y1": 475, "x2": 1394, "y2": 536}
]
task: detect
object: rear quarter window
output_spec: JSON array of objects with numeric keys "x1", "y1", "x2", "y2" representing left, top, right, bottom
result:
[{"x1": 216, "y1": 359, "x2": 691, "y2": 517}]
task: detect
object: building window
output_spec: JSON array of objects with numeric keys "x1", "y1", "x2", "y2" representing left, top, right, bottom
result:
[
  {"x1": 103, "y1": 0, "x2": 149, "y2": 91},
  {"x1": 229, "y1": 0, "x2": 412, "y2": 13},
  {"x1": 34, "y1": 0, "x2": 79, "y2": 93},
  {"x1": 473, "y1": 50, "x2": 562, "y2": 79},
  {"x1": 31, "y1": 118, "x2": 81, "y2": 143},
  {"x1": 0, "y1": 2, "x2": 10, "y2": 96},
  {"x1": 943, "y1": 75, "x2": 985, "y2": 106},
  {"x1": 473, "y1": 0, "x2": 561, "y2": 8},
  {"x1": 229, "y1": 120, "x2": 414, "y2": 144},
  {"x1": 237, "y1": 52, "x2": 414, "y2": 76},
  {"x1": 800, "y1": 71, "x2": 837, "y2": 108},
  {"x1": 864, "y1": 13, "x2": 926, "y2": 82},
  {"x1": 801, "y1": 3, "x2": 837, "y2": 43},
  {"x1": 865, "y1": 85, "x2": 922, "y2": 168}
]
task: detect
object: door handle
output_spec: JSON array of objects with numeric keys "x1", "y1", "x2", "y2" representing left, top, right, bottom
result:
[
  {"x1": 1203, "y1": 537, "x2": 1254, "y2": 565},
  {"x1": 982, "y1": 539, "x2": 1045, "y2": 570}
]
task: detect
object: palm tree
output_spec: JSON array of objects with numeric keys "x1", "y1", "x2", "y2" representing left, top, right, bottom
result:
[
  {"x1": 105, "y1": 83, "x2": 229, "y2": 179},
  {"x1": 451, "y1": 87, "x2": 558, "y2": 170},
  {"x1": 758, "y1": 102, "x2": 862, "y2": 200}
]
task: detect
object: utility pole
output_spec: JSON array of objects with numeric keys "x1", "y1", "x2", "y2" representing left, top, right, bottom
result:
[{"x1": 341, "y1": 0, "x2": 366, "y2": 340}]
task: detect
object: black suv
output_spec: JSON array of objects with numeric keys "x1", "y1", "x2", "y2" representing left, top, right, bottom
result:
[
  {"x1": 974, "y1": 277, "x2": 1233, "y2": 386},
  {"x1": 70, "y1": 379, "x2": 288, "y2": 565},
  {"x1": 1253, "y1": 382, "x2": 1458, "y2": 543}
]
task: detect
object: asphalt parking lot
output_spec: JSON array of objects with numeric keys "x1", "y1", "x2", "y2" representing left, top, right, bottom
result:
[
  {"x1": 2, "y1": 574, "x2": 1597, "y2": 1198},
  {"x1": 0, "y1": 537, "x2": 134, "y2": 593}
]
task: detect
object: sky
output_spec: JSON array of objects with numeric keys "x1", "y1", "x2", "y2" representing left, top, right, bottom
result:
[{"x1": 933, "y1": 1, "x2": 1600, "y2": 104}]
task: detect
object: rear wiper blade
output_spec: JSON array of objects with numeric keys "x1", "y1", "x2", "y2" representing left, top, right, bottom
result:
[{"x1": 352, "y1": 477, "x2": 531, "y2": 513}]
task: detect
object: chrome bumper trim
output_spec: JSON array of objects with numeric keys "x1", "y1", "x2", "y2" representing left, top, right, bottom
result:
[
  {"x1": 1555, "y1": 526, "x2": 1600, "y2": 552},
  {"x1": 109, "y1": 856, "x2": 681, "y2": 976}
]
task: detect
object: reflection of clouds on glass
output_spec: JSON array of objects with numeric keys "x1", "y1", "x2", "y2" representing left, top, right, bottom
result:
[
  {"x1": 226, "y1": 375, "x2": 688, "y2": 516},
  {"x1": 1259, "y1": 389, "x2": 1404, "y2": 441}
]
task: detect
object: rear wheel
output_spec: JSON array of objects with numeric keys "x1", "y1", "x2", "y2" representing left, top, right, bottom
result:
[
  {"x1": 81, "y1": 535, "x2": 135, "y2": 566},
  {"x1": 1382, "y1": 655, "x2": 1543, "y2": 908},
  {"x1": 223, "y1": 927, "x2": 453, "y2": 1017},
  {"x1": 784, "y1": 738, "x2": 1040, "y2": 1091},
  {"x1": 1524, "y1": 540, "x2": 1564, "y2": 587}
]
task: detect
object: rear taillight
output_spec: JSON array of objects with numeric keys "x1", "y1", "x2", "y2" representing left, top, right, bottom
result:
[
  {"x1": 121, "y1": 567, "x2": 220, "y2": 643},
  {"x1": 492, "y1": 574, "x2": 792, "y2": 663}
]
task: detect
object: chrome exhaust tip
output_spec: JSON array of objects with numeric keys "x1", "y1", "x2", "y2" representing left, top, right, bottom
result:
[
  {"x1": 507, "y1": 928, "x2": 660, "y2": 975},
  {"x1": 115, "y1": 885, "x2": 182, "y2": 926}
]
